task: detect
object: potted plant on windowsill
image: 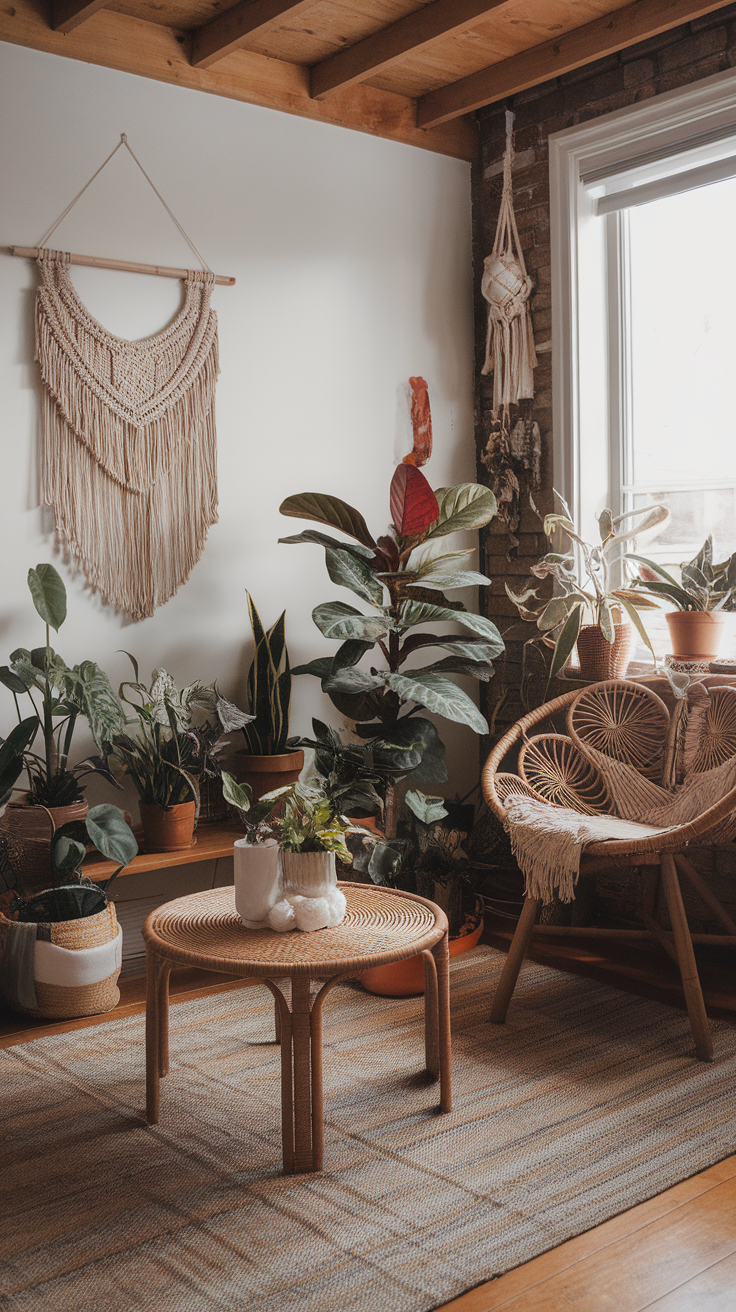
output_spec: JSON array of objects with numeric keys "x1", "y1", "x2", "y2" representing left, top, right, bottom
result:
[
  {"x1": 628, "y1": 536, "x2": 736, "y2": 661},
  {"x1": 232, "y1": 594, "x2": 304, "y2": 801},
  {"x1": 109, "y1": 659, "x2": 250, "y2": 852},
  {"x1": 505, "y1": 493, "x2": 668, "y2": 685},
  {"x1": 0, "y1": 564, "x2": 125, "y2": 854}
]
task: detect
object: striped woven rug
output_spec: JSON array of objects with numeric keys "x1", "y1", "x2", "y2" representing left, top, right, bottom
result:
[{"x1": 3, "y1": 946, "x2": 736, "y2": 1311}]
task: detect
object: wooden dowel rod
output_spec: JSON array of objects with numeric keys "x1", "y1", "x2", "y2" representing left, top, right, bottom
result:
[
  {"x1": 525, "y1": 925, "x2": 736, "y2": 945},
  {"x1": 8, "y1": 246, "x2": 235, "y2": 286}
]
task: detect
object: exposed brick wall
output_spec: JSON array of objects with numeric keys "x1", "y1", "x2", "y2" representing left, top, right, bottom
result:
[{"x1": 473, "y1": 5, "x2": 736, "y2": 737}]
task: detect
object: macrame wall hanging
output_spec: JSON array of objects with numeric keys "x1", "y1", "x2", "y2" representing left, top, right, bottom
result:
[
  {"x1": 479, "y1": 111, "x2": 540, "y2": 549},
  {"x1": 12, "y1": 135, "x2": 234, "y2": 622}
]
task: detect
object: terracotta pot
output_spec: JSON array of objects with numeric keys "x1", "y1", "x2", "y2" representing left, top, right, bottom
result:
[
  {"x1": 139, "y1": 801, "x2": 196, "y2": 852},
  {"x1": 665, "y1": 611, "x2": 725, "y2": 661},
  {"x1": 576, "y1": 621, "x2": 636, "y2": 681},
  {"x1": 231, "y1": 750, "x2": 304, "y2": 802},
  {"x1": 359, "y1": 901, "x2": 484, "y2": 998}
]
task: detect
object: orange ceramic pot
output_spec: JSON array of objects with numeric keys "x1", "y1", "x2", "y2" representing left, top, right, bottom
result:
[
  {"x1": 139, "y1": 801, "x2": 196, "y2": 852},
  {"x1": 665, "y1": 611, "x2": 725, "y2": 661},
  {"x1": 359, "y1": 904, "x2": 484, "y2": 998},
  {"x1": 232, "y1": 750, "x2": 304, "y2": 802}
]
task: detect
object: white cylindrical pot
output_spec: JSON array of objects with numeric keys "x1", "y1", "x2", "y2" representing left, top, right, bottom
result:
[
  {"x1": 234, "y1": 838, "x2": 281, "y2": 928},
  {"x1": 281, "y1": 849, "x2": 337, "y2": 898}
]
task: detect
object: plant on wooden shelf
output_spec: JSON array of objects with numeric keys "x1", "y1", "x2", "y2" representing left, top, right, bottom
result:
[
  {"x1": 0, "y1": 564, "x2": 125, "y2": 832},
  {"x1": 279, "y1": 460, "x2": 503, "y2": 837},
  {"x1": 109, "y1": 657, "x2": 250, "y2": 853},
  {"x1": 235, "y1": 593, "x2": 304, "y2": 801},
  {"x1": 505, "y1": 493, "x2": 667, "y2": 686},
  {"x1": 629, "y1": 536, "x2": 736, "y2": 661}
]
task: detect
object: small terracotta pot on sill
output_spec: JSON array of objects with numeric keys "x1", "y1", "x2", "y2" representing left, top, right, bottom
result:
[
  {"x1": 665, "y1": 611, "x2": 725, "y2": 661},
  {"x1": 139, "y1": 800, "x2": 196, "y2": 852}
]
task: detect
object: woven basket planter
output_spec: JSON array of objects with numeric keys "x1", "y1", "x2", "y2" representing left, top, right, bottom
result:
[
  {"x1": 576, "y1": 621, "x2": 636, "y2": 681},
  {"x1": 0, "y1": 900, "x2": 122, "y2": 1019}
]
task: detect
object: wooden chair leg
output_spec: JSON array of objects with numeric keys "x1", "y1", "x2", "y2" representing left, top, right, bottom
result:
[
  {"x1": 433, "y1": 933, "x2": 452, "y2": 1113},
  {"x1": 157, "y1": 961, "x2": 172, "y2": 1078},
  {"x1": 422, "y1": 949, "x2": 440, "y2": 1079},
  {"x1": 489, "y1": 896, "x2": 540, "y2": 1024},
  {"x1": 660, "y1": 854, "x2": 713, "y2": 1062},
  {"x1": 145, "y1": 948, "x2": 161, "y2": 1124}
]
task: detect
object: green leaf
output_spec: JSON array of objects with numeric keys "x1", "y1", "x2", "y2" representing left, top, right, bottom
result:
[
  {"x1": 408, "y1": 570, "x2": 490, "y2": 591},
  {"x1": 537, "y1": 596, "x2": 575, "y2": 632},
  {"x1": 616, "y1": 595, "x2": 657, "y2": 662},
  {"x1": 0, "y1": 715, "x2": 38, "y2": 799},
  {"x1": 400, "y1": 601, "x2": 504, "y2": 653},
  {"x1": 279, "y1": 529, "x2": 374, "y2": 559},
  {"x1": 57, "y1": 661, "x2": 125, "y2": 750},
  {"x1": 599, "y1": 599, "x2": 615, "y2": 644},
  {"x1": 332, "y1": 640, "x2": 375, "y2": 670},
  {"x1": 51, "y1": 834, "x2": 87, "y2": 875},
  {"x1": 325, "y1": 548, "x2": 384, "y2": 605},
  {"x1": 221, "y1": 770, "x2": 254, "y2": 814},
  {"x1": 312, "y1": 602, "x2": 389, "y2": 644},
  {"x1": 385, "y1": 671, "x2": 488, "y2": 733},
  {"x1": 598, "y1": 509, "x2": 613, "y2": 543},
  {"x1": 0, "y1": 666, "x2": 31, "y2": 695},
  {"x1": 292, "y1": 657, "x2": 334, "y2": 680},
  {"x1": 423, "y1": 484, "x2": 497, "y2": 541},
  {"x1": 406, "y1": 544, "x2": 477, "y2": 575},
  {"x1": 355, "y1": 716, "x2": 448, "y2": 784},
  {"x1": 420, "y1": 655, "x2": 494, "y2": 681},
  {"x1": 322, "y1": 668, "x2": 385, "y2": 696},
  {"x1": 280, "y1": 493, "x2": 378, "y2": 551},
  {"x1": 399, "y1": 633, "x2": 502, "y2": 664},
  {"x1": 405, "y1": 790, "x2": 448, "y2": 826},
  {"x1": 549, "y1": 604, "x2": 582, "y2": 682},
  {"x1": 86, "y1": 804, "x2": 138, "y2": 867},
  {"x1": 27, "y1": 563, "x2": 67, "y2": 632}
]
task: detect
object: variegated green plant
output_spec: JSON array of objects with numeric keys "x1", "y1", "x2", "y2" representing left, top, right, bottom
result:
[
  {"x1": 241, "y1": 594, "x2": 292, "y2": 756},
  {"x1": 506, "y1": 493, "x2": 667, "y2": 684},
  {"x1": 0, "y1": 564, "x2": 125, "y2": 808},
  {"x1": 279, "y1": 466, "x2": 503, "y2": 834},
  {"x1": 628, "y1": 536, "x2": 736, "y2": 612}
]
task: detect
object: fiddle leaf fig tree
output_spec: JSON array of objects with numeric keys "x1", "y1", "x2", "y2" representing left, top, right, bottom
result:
[{"x1": 279, "y1": 464, "x2": 503, "y2": 834}]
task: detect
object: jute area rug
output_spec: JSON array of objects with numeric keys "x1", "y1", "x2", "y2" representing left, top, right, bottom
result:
[{"x1": 3, "y1": 946, "x2": 736, "y2": 1312}]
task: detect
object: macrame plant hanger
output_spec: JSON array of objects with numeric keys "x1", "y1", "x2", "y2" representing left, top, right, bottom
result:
[
  {"x1": 480, "y1": 111, "x2": 537, "y2": 419},
  {"x1": 11, "y1": 135, "x2": 234, "y2": 622}
]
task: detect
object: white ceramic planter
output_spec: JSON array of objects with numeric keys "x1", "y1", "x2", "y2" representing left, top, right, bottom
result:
[
  {"x1": 234, "y1": 838, "x2": 281, "y2": 928},
  {"x1": 281, "y1": 849, "x2": 337, "y2": 898}
]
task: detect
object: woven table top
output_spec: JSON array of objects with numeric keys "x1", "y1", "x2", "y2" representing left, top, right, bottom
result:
[{"x1": 142, "y1": 883, "x2": 447, "y2": 976}]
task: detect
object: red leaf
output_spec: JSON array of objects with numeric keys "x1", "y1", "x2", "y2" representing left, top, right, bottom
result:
[
  {"x1": 403, "y1": 376, "x2": 433, "y2": 468},
  {"x1": 389, "y1": 465, "x2": 439, "y2": 538}
]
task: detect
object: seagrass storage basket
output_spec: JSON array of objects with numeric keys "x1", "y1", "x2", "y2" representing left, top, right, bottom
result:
[{"x1": 0, "y1": 900, "x2": 121, "y2": 1020}]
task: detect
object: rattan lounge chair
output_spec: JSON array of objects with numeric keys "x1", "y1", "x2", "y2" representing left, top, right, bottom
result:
[{"x1": 482, "y1": 678, "x2": 736, "y2": 1062}]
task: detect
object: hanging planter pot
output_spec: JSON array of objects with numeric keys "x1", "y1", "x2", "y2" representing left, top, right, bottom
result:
[
  {"x1": 234, "y1": 838, "x2": 281, "y2": 928},
  {"x1": 139, "y1": 801, "x2": 196, "y2": 853},
  {"x1": 576, "y1": 621, "x2": 636, "y2": 681},
  {"x1": 0, "y1": 900, "x2": 122, "y2": 1020},
  {"x1": 666, "y1": 611, "x2": 725, "y2": 661}
]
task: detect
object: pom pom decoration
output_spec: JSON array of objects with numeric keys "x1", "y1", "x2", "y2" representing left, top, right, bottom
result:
[{"x1": 267, "y1": 885, "x2": 347, "y2": 933}]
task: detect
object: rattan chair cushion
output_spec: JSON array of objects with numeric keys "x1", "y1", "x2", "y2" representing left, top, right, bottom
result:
[{"x1": 143, "y1": 883, "x2": 445, "y2": 975}]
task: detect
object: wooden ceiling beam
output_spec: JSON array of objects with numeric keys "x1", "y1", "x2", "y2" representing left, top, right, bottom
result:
[
  {"x1": 191, "y1": 0, "x2": 321, "y2": 70},
  {"x1": 310, "y1": 0, "x2": 509, "y2": 101},
  {"x1": 416, "y1": 0, "x2": 732, "y2": 126},
  {"x1": 51, "y1": 0, "x2": 106, "y2": 34},
  {"x1": 0, "y1": 0, "x2": 477, "y2": 161}
]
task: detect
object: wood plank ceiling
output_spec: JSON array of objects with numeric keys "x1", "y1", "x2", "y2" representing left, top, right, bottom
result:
[{"x1": 0, "y1": 0, "x2": 731, "y2": 160}]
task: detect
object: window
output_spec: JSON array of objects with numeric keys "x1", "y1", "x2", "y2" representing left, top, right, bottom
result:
[{"x1": 550, "y1": 69, "x2": 736, "y2": 655}]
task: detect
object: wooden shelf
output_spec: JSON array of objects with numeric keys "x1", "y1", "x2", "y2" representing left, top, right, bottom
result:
[{"x1": 83, "y1": 822, "x2": 242, "y2": 881}]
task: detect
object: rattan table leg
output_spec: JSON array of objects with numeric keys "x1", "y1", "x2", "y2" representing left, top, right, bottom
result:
[
  {"x1": 660, "y1": 854, "x2": 713, "y2": 1062},
  {"x1": 145, "y1": 947, "x2": 160, "y2": 1124},
  {"x1": 158, "y1": 961, "x2": 172, "y2": 1077},
  {"x1": 490, "y1": 895, "x2": 540, "y2": 1024},
  {"x1": 310, "y1": 987, "x2": 324, "y2": 1172},
  {"x1": 433, "y1": 934, "x2": 452, "y2": 1113},
  {"x1": 422, "y1": 949, "x2": 440, "y2": 1079},
  {"x1": 274, "y1": 995, "x2": 281, "y2": 1044},
  {"x1": 291, "y1": 976, "x2": 314, "y2": 1172}
]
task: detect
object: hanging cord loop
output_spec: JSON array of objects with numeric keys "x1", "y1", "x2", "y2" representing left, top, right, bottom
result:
[{"x1": 37, "y1": 134, "x2": 212, "y2": 273}]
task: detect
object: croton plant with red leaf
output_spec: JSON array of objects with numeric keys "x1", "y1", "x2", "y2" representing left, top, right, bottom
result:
[{"x1": 278, "y1": 417, "x2": 502, "y2": 841}]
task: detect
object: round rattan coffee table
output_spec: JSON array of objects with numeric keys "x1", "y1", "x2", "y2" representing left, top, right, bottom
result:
[{"x1": 142, "y1": 882, "x2": 451, "y2": 1174}]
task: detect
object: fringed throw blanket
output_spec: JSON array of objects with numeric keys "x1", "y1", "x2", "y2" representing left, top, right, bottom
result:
[
  {"x1": 504, "y1": 751, "x2": 736, "y2": 905},
  {"x1": 35, "y1": 250, "x2": 219, "y2": 621}
]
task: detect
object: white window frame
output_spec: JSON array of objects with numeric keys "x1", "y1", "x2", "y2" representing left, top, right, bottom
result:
[{"x1": 549, "y1": 66, "x2": 736, "y2": 546}]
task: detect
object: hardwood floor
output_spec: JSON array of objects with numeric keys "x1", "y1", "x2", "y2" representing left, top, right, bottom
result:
[{"x1": 439, "y1": 1155, "x2": 736, "y2": 1311}]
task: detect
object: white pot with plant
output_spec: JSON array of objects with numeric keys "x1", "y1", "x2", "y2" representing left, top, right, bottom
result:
[
  {"x1": 505, "y1": 493, "x2": 668, "y2": 686},
  {"x1": 268, "y1": 784, "x2": 354, "y2": 933},
  {"x1": 220, "y1": 771, "x2": 294, "y2": 928},
  {"x1": 628, "y1": 536, "x2": 736, "y2": 661}
]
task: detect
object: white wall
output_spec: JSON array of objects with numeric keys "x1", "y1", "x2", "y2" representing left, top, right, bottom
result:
[{"x1": 0, "y1": 41, "x2": 478, "y2": 807}]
